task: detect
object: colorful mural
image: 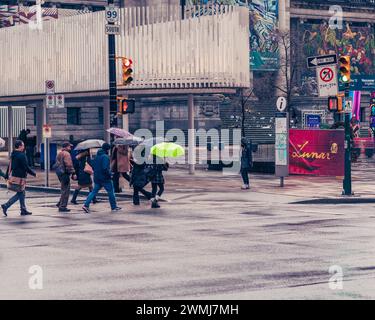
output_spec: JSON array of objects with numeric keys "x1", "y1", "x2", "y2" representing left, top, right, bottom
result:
[
  {"x1": 301, "y1": 21, "x2": 375, "y2": 77},
  {"x1": 186, "y1": 0, "x2": 280, "y2": 71}
]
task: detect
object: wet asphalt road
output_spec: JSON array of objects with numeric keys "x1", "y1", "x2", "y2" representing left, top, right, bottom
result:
[{"x1": 1, "y1": 188, "x2": 375, "y2": 300}]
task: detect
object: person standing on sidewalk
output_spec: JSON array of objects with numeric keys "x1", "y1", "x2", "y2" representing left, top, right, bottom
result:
[
  {"x1": 240, "y1": 138, "x2": 253, "y2": 190},
  {"x1": 111, "y1": 145, "x2": 131, "y2": 193},
  {"x1": 71, "y1": 149, "x2": 98, "y2": 205},
  {"x1": 55, "y1": 142, "x2": 75, "y2": 213},
  {"x1": 1, "y1": 140, "x2": 36, "y2": 217},
  {"x1": 82, "y1": 143, "x2": 121, "y2": 213}
]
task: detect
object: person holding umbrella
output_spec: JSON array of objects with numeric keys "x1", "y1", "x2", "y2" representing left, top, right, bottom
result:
[
  {"x1": 148, "y1": 142, "x2": 184, "y2": 208},
  {"x1": 82, "y1": 143, "x2": 121, "y2": 213},
  {"x1": 71, "y1": 149, "x2": 97, "y2": 205},
  {"x1": 111, "y1": 144, "x2": 132, "y2": 193}
]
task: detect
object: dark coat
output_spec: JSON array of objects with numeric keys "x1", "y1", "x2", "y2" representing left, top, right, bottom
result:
[
  {"x1": 74, "y1": 154, "x2": 92, "y2": 187},
  {"x1": 150, "y1": 162, "x2": 169, "y2": 184},
  {"x1": 130, "y1": 162, "x2": 149, "y2": 189},
  {"x1": 240, "y1": 143, "x2": 253, "y2": 170},
  {"x1": 8, "y1": 150, "x2": 36, "y2": 179},
  {"x1": 93, "y1": 149, "x2": 112, "y2": 184}
]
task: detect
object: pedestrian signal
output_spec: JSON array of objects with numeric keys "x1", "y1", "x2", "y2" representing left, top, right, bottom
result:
[
  {"x1": 118, "y1": 98, "x2": 135, "y2": 114},
  {"x1": 328, "y1": 96, "x2": 338, "y2": 112}
]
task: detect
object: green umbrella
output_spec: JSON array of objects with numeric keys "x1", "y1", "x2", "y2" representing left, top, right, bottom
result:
[{"x1": 150, "y1": 142, "x2": 185, "y2": 158}]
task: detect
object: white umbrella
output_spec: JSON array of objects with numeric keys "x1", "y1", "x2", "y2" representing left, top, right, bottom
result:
[
  {"x1": 75, "y1": 139, "x2": 105, "y2": 151},
  {"x1": 0, "y1": 138, "x2": 5, "y2": 148}
]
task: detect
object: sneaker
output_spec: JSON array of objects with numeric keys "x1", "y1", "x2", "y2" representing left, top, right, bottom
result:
[
  {"x1": 20, "y1": 210, "x2": 32, "y2": 216},
  {"x1": 1, "y1": 204, "x2": 8, "y2": 217},
  {"x1": 112, "y1": 207, "x2": 122, "y2": 212},
  {"x1": 241, "y1": 184, "x2": 250, "y2": 190},
  {"x1": 82, "y1": 206, "x2": 90, "y2": 214},
  {"x1": 70, "y1": 200, "x2": 78, "y2": 205},
  {"x1": 59, "y1": 208, "x2": 71, "y2": 213}
]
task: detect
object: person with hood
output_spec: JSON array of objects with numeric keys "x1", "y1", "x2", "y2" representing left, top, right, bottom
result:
[
  {"x1": 149, "y1": 155, "x2": 169, "y2": 209},
  {"x1": 111, "y1": 144, "x2": 131, "y2": 193},
  {"x1": 1, "y1": 140, "x2": 36, "y2": 217},
  {"x1": 55, "y1": 142, "x2": 76, "y2": 213},
  {"x1": 129, "y1": 146, "x2": 152, "y2": 206},
  {"x1": 240, "y1": 138, "x2": 253, "y2": 190},
  {"x1": 71, "y1": 149, "x2": 97, "y2": 205},
  {"x1": 82, "y1": 143, "x2": 121, "y2": 213}
]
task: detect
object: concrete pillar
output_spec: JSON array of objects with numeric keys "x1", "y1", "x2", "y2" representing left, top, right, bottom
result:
[
  {"x1": 188, "y1": 94, "x2": 195, "y2": 175},
  {"x1": 7, "y1": 105, "x2": 13, "y2": 157},
  {"x1": 36, "y1": 101, "x2": 44, "y2": 153},
  {"x1": 104, "y1": 98, "x2": 111, "y2": 143}
]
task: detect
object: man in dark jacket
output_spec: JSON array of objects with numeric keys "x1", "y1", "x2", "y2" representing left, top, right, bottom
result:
[
  {"x1": 240, "y1": 138, "x2": 253, "y2": 190},
  {"x1": 1, "y1": 140, "x2": 36, "y2": 217},
  {"x1": 82, "y1": 143, "x2": 121, "y2": 213}
]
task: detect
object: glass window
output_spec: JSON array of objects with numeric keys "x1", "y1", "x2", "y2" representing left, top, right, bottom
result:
[{"x1": 67, "y1": 107, "x2": 81, "y2": 125}]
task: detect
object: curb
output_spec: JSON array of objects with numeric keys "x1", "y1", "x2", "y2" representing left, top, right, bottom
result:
[
  {"x1": 291, "y1": 197, "x2": 375, "y2": 205},
  {"x1": 0, "y1": 183, "x2": 138, "y2": 200}
]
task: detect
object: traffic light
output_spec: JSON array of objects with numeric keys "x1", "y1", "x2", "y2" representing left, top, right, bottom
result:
[
  {"x1": 122, "y1": 58, "x2": 133, "y2": 86},
  {"x1": 338, "y1": 55, "x2": 351, "y2": 84},
  {"x1": 118, "y1": 98, "x2": 135, "y2": 114}
]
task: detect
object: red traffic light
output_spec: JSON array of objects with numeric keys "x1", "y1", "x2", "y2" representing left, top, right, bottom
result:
[{"x1": 328, "y1": 96, "x2": 338, "y2": 112}]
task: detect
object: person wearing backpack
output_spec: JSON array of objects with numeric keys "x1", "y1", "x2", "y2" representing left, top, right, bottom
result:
[
  {"x1": 55, "y1": 142, "x2": 75, "y2": 213},
  {"x1": 1, "y1": 140, "x2": 36, "y2": 217}
]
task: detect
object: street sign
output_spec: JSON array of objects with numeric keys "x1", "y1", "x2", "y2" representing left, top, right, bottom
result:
[
  {"x1": 45, "y1": 80, "x2": 55, "y2": 95},
  {"x1": 105, "y1": 24, "x2": 120, "y2": 35},
  {"x1": 46, "y1": 94, "x2": 55, "y2": 108},
  {"x1": 276, "y1": 96, "x2": 287, "y2": 112},
  {"x1": 307, "y1": 54, "x2": 337, "y2": 69},
  {"x1": 105, "y1": 5, "x2": 119, "y2": 23},
  {"x1": 317, "y1": 65, "x2": 338, "y2": 97},
  {"x1": 55, "y1": 94, "x2": 65, "y2": 108},
  {"x1": 43, "y1": 125, "x2": 52, "y2": 139}
]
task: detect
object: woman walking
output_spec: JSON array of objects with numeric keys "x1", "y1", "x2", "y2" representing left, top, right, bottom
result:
[
  {"x1": 111, "y1": 145, "x2": 131, "y2": 193},
  {"x1": 240, "y1": 138, "x2": 253, "y2": 190},
  {"x1": 71, "y1": 149, "x2": 97, "y2": 205},
  {"x1": 1, "y1": 140, "x2": 36, "y2": 217},
  {"x1": 149, "y1": 156, "x2": 169, "y2": 209}
]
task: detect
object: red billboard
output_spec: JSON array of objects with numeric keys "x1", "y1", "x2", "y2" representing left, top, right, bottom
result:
[{"x1": 289, "y1": 129, "x2": 345, "y2": 176}]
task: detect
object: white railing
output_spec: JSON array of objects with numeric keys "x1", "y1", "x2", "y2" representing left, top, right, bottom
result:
[{"x1": 0, "y1": 5, "x2": 250, "y2": 97}]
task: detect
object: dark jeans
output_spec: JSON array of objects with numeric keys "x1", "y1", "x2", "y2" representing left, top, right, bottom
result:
[
  {"x1": 26, "y1": 146, "x2": 34, "y2": 167},
  {"x1": 241, "y1": 168, "x2": 249, "y2": 185},
  {"x1": 72, "y1": 186, "x2": 96, "y2": 203},
  {"x1": 133, "y1": 186, "x2": 152, "y2": 205},
  {"x1": 113, "y1": 172, "x2": 130, "y2": 193},
  {"x1": 3, "y1": 191, "x2": 26, "y2": 211},
  {"x1": 57, "y1": 175, "x2": 71, "y2": 209},
  {"x1": 151, "y1": 183, "x2": 165, "y2": 199},
  {"x1": 85, "y1": 181, "x2": 117, "y2": 210}
]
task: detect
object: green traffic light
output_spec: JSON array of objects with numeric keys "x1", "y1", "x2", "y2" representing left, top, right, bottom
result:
[{"x1": 342, "y1": 75, "x2": 349, "y2": 83}]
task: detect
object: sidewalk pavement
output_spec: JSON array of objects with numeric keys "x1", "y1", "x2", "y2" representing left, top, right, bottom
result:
[{"x1": 1, "y1": 151, "x2": 375, "y2": 202}]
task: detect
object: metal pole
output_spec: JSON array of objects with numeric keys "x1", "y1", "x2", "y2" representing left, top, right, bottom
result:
[
  {"x1": 7, "y1": 105, "x2": 13, "y2": 157},
  {"x1": 43, "y1": 99, "x2": 49, "y2": 187},
  {"x1": 108, "y1": 0, "x2": 118, "y2": 127},
  {"x1": 188, "y1": 94, "x2": 195, "y2": 175},
  {"x1": 343, "y1": 111, "x2": 352, "y2": 195},
  {"x1": 104, "y1": 98, "x2": 111, "y2": 143},
  {"x1": 122, "y1": 114, "x2": 129, "y2": 132}
]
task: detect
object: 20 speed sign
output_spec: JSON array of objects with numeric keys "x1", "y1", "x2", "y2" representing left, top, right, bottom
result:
[{"x1": 105, "y1": 6, "x2": 119, "y2": 23}]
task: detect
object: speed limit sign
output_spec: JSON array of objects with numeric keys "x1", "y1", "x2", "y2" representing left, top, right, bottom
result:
[{"x1": 105, "y1": 5, "x2": 119, "y2": 23}]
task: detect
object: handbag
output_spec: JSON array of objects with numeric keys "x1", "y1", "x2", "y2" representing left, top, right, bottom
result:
[
  {"x1": 6, "y1": 161, "x2": 26, "y2": 193},
  {"x1": 84, "y1": 162, "x2": 94, "y2": 175}
]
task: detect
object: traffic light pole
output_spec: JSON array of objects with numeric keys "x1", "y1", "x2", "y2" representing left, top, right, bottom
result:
[
  {"x1": 343, "y1": 84, "x2": 352, "y2": 196},
  {"x1": 108, "y1": 0, "x2": 118, "y2": 128}
]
